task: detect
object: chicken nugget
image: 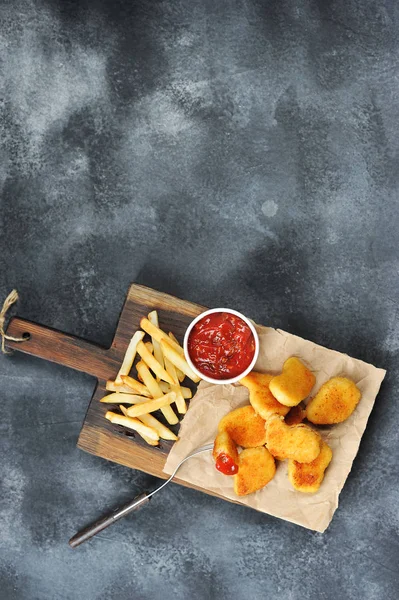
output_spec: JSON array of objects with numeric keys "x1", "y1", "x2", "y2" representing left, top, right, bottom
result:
[
  {"x1": 240, "y1": 372, "x2": 290, "y2": 420},
  {"x1": 218, "y1": 405, "x2": 267, "y2": 448},
  {"x1": 266, "y1": 415, "x2": 321, "y2": 463},
  {"x1": 306, "y1": 376, "x2": 361, "y2": 425},
  {"x1": 213, "y1": 431, "x2": 239, "y2": 475},
  {"x1": 234, "y1": 447, "x2": 276, "y2": 496},
  {"x1": 269, "y1": 357, "x2": 316, "y2": 407},
  {"x1": 288, "y1": 440, "x2": 333, "y2": 493}
]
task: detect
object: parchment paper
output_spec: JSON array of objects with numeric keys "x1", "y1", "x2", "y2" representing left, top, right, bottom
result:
[{"x1": 164, "y1": 325, "x2": 386, "y2": 532}]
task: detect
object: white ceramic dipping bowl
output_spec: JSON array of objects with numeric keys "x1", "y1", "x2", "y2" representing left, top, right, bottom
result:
[{"x1": 183, "y1": 308, "x2": 259, "y2": 385}]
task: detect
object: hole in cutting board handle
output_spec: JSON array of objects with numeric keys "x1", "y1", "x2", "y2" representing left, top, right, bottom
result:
[{"x1": 22, "y1": 332, "x2": 31, "y2": 340}]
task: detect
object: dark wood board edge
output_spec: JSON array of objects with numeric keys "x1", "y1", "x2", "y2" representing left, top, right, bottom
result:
[
  {"x1": 83, "y1": 381, "x2": 178, "y2": 458},
  {"x1": 76, "y1": 283, "x2": 208, "y2": 473},
  {"x1": 5, "y1": 317, "x2": 119, "y2": 380},
  {"x1": 77, "y1": 422, "x2": 242, "y2": 507}
]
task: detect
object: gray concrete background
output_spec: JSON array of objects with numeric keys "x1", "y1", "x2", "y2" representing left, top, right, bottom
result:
[{"x1": 1, "y1": 0, "x2": 398, "y2": 598}]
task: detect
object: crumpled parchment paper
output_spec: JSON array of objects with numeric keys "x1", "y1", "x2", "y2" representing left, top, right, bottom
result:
[{"x1": 164, "y1": 325, "x2": 386, "y2": 532}]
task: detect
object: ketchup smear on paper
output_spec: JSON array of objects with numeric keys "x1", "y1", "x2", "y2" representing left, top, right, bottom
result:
[{"x1": 215, "y1": 452, "x2": 239, "y2": 475}]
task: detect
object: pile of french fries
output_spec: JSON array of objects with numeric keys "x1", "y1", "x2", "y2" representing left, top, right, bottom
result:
[{"x1": 102, "y1": 311, "x2": 201, "y2": 446}]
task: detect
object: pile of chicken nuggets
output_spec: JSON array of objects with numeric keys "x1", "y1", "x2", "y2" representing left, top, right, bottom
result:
[{"x1": 212, "y1": 357, "x2": 361, "y2": 496}]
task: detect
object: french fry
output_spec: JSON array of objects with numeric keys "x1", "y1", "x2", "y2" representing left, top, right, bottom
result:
[
  {"x1": 159, "y1": 381, "x2": 192, "y2": 399},
  {"x1": 148, "y1": 311, "x2": 165, "y2": 381},
  {"x1": 140, "y1": 318, "x2": 184, "y2": 355},
  {"x1": 175, "y1": 367, "x2": 185, "y2": 383},
  {"x1": 168, "y1": 331, "x2": 180, "y2": 345},
  {"x1": 100, "y1": 392, "x2": 149, "y2": 404},
  {"x1": 136, "y1": 362, "x2": 179, "y2": 425},
  {"x1": 158, "y1": 405, "x2": 178, "y2": 425},
  {"x1": 168, "y1": 331, "x2": 185, "y2": 372},
  {"x1": 115, "y1": 331, "x2": 145, "y2": 383},
  {"x1": 168, "y1": 333, "x2": 185, "y2": 382},
  {"x1": 145, "y1": 341, "x2": 153, "y2": 354},
  {"x1": 106, "y1": 380, "x2": 140, "y2": 394},
  {"x1": 168, "y1": 331, "x2": 185, "y2": 383},
  {"x1": 164, "y1": 356, "x2": 187, "y2": 414},
  {"x1": 160, "y1": 340, "x2": 201, "y2": 383},
  {"x1": 119, "y1": 405, "x2": 159, "y2": 446},
  {"x1": 136, "y1": 361, "x2": 163, "y2": 398},
  {"x1": 105, "y1": 411, "x2": 159, "y2": 442},
  {"x1": 180, "y1": 386, "x2": 192, "y2": 399},
  {"x1": 120, "y1": 375, "x2": 152, "y2": 397},
  {"x1": 126, "y1": 392, "x2": 176, "y2": 418},
  {"x1": 138, "y1": 413, "x2": 178, "y2": 441},
  {"x1": 136, "y1": 341, "x2": 176, "y2": 385}
]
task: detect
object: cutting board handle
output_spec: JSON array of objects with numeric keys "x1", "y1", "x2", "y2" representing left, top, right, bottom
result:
[{"x1": 5, "y1": 317, "x2": 119, "y2": 381}]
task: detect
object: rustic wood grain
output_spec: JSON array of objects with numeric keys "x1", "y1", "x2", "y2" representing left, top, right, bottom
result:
[
  {"x1": 77, "y1": 285, "x2": 207, "y2": 468},
  {"x1": 6, "y1": 285, "x2": 226, "y2": 491},
  {"x1": 6, "y1": 318, "x2": 119, "y2": 380}
]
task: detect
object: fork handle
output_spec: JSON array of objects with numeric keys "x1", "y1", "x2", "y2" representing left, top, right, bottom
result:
[{"x1": 69, "y1": 492, "x2": 150, "y2": 548}]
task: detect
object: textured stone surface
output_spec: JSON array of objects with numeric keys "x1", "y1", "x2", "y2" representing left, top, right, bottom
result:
[{"x1": 1, "y1": 1, "x2": 399, "y2": 598}]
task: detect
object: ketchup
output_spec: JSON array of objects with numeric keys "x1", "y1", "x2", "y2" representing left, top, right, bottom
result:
[
  {"x1": 215, "y1": 452, "x2": 239, "y2": 475},
  {"x1": 188, "y1": 312, "x2": 255, "y2": 379}
]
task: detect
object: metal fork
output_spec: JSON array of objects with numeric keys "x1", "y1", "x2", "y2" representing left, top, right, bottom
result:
[{"x1": 69, "y1": 443, "x2": 213, "y2": 548}]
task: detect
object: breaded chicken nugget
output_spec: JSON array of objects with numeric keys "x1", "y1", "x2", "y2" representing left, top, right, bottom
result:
[
  {"x1": 288, "y1": 440, "x2": 333, "y2": 493},
  {"x1": 285, "y1": 404, "x2": 307, "y2": 426},
  {"x1": 234, "y1": 447, "x2": 276, "y2": 496},
  {"x1": 306, "y1": 377, "x2": 361, "y2": 424},
  {"x1": 240, "y1": 372, "x2": 290, "y2": 420},
  {"x1": 213, "y1": 431, "x2": 239, "y2": 475},
  {"x1": 269, "y1": 357, "x2": 316, "y2": 407},
  {"x1": 266, "y1": 415, "x2": 321, "y2": 463},
  {"x1": 218, "y1": 406, "x2": 267, "y2": 448}
]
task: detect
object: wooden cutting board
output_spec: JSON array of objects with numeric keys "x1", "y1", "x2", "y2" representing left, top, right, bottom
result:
[{"x1": 6, "y1": 284, "x2": 234, "y2": 499}]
